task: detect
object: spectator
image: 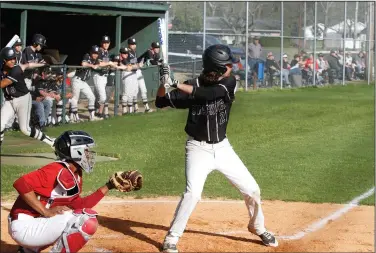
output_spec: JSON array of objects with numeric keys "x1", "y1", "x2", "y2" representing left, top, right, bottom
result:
[
  {"x1": 336, "y1": 49, "x2": 352, "y2": 81},
  {"x1": 289, "y1": 54, "x2": 303, "y2": 75},
  {"x1": 248, "y1": 36, "x2": 263, "y2": 89},
  {"x1": 345, "y1": 52, "x2": 355, "y2": 80},
  {"x1": 279, "y1": 54, "x2": 291, "y2": 86},
  {"x1": 265, "y1": 52, "x2": 281, "y2": 86},
  {"x1": 316, "y1": 53, "x2": 329, "y2": 83},
  {"x1": 354, "y1": 51, "x2": 366, "y2": 79},
  {"x1": 326, "y1": 50, "x2": 341, "y2": 83}
]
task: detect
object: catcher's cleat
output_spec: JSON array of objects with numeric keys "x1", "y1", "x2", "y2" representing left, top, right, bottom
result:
[
  {"x1": 161, "y1": 243, "x2": 178, "y2": 253},
  {"x1": 258, "y1": 231, "x2": 278, "y2": 247}
]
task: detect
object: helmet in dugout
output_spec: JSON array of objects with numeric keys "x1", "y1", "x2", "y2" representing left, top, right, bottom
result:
[
  {"x1": 90, "y1": 45, "x2": 100, "y2": 54},
  {"x1": 128, "y1": 38, "x2": 137, "y2": 45},
  {"x1": 202, "y1": 44, "x2": 238, "y2": 74},
  {"x1": 101, "y1": 35, "x2": 111, "y2": 44},
  {"x1": 119, "y1": 47, "x2": 129, "y2": 54},
  {"x1": 32, "y1": 34, "x2": 47, "y2": 47},
  {"x1": 151, "y1": 42, "x2": 160, "y2": 48},
  {"x1": 54, "y1": 130, "x2": 96, "y2": 173},
  {"x1": 0, "y1": 47, "x2": 17, "y2": 61}
]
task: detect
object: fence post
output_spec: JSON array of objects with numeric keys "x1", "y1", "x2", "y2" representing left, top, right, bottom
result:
[
  {"x1": 313, "y1": 2, "x2": 317, "y2": 87},
  {"x1": 342, "y1": 2, "x2": 347, "y2": 86},
  {"x1": 203, "y1": 1, "x2": 206, "y2": 52},
  {"x1": 61, "y1": 64, "x2": 67, "y2": 124},
  {"x1": 367, "y1": 1, "x2": 372, "y2": 85},
  {"x1": 245, "y1": 1, "x2": 249, "y2": 91},
  {"x1": 192, "y1": 57, "x2": 197, "y2": 78},
  {"x1": 303, "y1": 2, "x2": 307, "y2": 49},
  {"x1": 280, "y1": 2, "x2": 284, "y2": 89}
]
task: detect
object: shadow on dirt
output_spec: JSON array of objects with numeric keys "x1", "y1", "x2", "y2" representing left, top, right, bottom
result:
[{"x1": 98, "y1": 215, "x2": 264, "y2": 250}]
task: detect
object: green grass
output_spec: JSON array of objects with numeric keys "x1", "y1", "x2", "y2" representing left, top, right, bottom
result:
[{"x1": 1, "y1": 83, "x2": 374, "y2": 205}]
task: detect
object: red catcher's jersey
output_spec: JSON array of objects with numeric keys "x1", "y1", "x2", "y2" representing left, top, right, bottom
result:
[{"x1": 10, "y1": 161, "x2": 83, "y2": 219}]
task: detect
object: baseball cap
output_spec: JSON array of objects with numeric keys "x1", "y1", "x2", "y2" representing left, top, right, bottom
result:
[
  {"x1": 283, "y1": 54, "x2": 288, "y2": 58},
  {"x1": 318, "y1": 53, "x2": 324, "y2": 57},
  {"x1": 14, "y1": 38, "x2": 23, "y2": 46},
  {"x1": 330, "y1": 50, "x2": 336, "y2": 54},
  {"x1": 119, "y1": 47, "x2": 129, "y2": 54},
  {"x1": 151, "y1": 42, "x2": 160, "y2": 48},
  {"x1": 101, "y1": 35, "x2": 110, "y2": 43},
  {"x1": 128, "y1": 38, "x2": 137, "y2": 45}
]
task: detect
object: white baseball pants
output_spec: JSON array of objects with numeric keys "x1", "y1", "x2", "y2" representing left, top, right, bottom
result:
[
  {"x1": 93, "y1": 74, "x2": 107, "y2": 105},
  {"x1": 70, "y1": 77, "x2": 96, "y2": 113},
  {"x1": 121, "y1": 71, "x2": 135, "y2": 107},
  {"x1": 135, "y1": 69, "x2": 148, "y2": 103},
  {"x1": 9, "y1": 212, "x2": 75, "y2": 252},
  {"x1": 0, "y1": 93, "x2": 54, "y2": 146},
  {"x1": 164, "y1": 137, "x2": 266, "y2": 245}
]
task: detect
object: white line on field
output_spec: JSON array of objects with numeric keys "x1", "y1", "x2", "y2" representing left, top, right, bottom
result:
[
  {"x1": 219, "y1": 187, "x2": 375, "y2": 240},
  {"x1": 93, "y1": 247, "x2": 112, "y2": 253}
]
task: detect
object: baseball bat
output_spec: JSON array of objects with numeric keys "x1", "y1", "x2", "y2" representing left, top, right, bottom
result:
[{"x1": 5, "y1": 34, "x2": 20, "y2": 48}]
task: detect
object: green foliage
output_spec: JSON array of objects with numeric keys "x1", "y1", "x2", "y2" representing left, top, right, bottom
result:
[
  {"x1": 1, "y1": 84, "x2": 374, "y2": 205},
  {"x1": 169, "y1": 2, "x2": 204, "y2": 32}
]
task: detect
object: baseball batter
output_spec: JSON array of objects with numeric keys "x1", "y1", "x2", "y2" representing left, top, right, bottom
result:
[
  {"x1": 155, "y1": 45, "x2": 278, "y2": 253},
  {"x1": 71, "y1": 45, "x2": 102, "y2": 122},
  {"x1": 8, "y1": 130, "x2": 144, "y2": 253},
  {"x1": 0, "y1": 47, "x2": 55, "y2": 147},
  {"x1": 92, "y1": 36, "x2": 117, "y2": 118},
  {"x1": 127, "y1": 38, "x2": 152, "y2": 113}
]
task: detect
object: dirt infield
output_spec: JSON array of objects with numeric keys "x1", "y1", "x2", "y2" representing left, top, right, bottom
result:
[{"x1": 1, "y1": 197, "x2": 373, "y2": 252}]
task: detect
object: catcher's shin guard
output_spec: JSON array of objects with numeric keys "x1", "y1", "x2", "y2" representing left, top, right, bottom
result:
[{"x1": 50, "y1": 208, "x2": 98, "y2": 253}]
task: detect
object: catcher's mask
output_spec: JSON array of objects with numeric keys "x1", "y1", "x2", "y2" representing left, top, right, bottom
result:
[{"x1": 54, "y1": 130, "x2": 96, "y2": 173}]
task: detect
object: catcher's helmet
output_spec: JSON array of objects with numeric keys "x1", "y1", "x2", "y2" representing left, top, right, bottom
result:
[
  {"x1": 151, "y1": 42, "x2": 160, "y2": 48},
  {"x1": 32, "y1": 34, "x2": 47, "y2": 47},
  {"x1": 54, "y1": 130, "x2": 96, "y2": 173},
  {"x1": 119, "y1": 47, "x2": 129, "y2": 54},
  {"x1": 128, "y1": 38, "x2": 137, "y2": 45},
  {"x1": 202, "y1": 44, "x2": 238, "y2": 74},
  {"x1": 101, "y1": 35, "x2": 110, "y2": 43},
  {"x1": 0, "y1": 47, "x2": 17, "y2": 61},
  {"x1": 90, "y1": 45, "x2": 100, "y2": 54}
]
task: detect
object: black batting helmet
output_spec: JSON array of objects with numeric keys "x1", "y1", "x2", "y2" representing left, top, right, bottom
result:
[
  {"x1": 1, "y1": 47, "x2": 17, "y2": 61},
  {"x1": 202, "y1": 44, "x2": 238, "y2": 74},
  {"x1": 90, "y1": 45, "x2": 100, "y2": 54},
  {"x1": 151, "y1": 42, "x2": 160, "y2": 48},
  {"x1": 32, "y1": 34, "x2": 47, "y2": 47},
  {"x1": 119, "y1": 47, "x2": 129, "y2": 54},
  {"x1": 128, "y1": 38, "x2": 137, "y2": 45},
  {"x1": 101, "y1": 35, "x2": 110, "y2": 44}
]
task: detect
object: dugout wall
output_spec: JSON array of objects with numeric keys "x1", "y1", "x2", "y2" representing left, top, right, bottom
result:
[{"x1": 0, "y1": 1, "x2": 169, "y2": 100}]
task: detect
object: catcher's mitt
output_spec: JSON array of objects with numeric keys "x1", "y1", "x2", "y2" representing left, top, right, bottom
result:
[{"x1": 107, "y1": 170, "x2": 143, "y2": 192}]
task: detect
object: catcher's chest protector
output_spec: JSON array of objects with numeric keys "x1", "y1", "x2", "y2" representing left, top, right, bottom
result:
[{"x1": 50, "y1": 208, "x2": 98, "y2": 253}]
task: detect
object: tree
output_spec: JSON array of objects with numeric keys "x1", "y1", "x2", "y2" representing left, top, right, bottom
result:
[{"x1": 169, "y1": 2, "x2": 204, "y2": 32}]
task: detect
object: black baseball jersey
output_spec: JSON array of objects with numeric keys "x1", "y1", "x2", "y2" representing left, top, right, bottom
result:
[
  {"x1": 15, "y1": 51, "x2": 23, "y2": 65},
  {"x1": 128, "y1": 48, "x2": 138, "y2": 65},
  {"x1": 155, "y1": 75, "x2": 236, "y2": 143},
  {"x1": 94, "y1": 47, "x2": 110, "y2": 75},
  {"x1": 31, "y1": 78, "x2": 49, "y2": 100},
  {"x1": 2, "y1": 65, "x2": 30, "y2": 100},
  {"x1": 22, "y1": 46, "x2": 44, "y2": 79},
  {"x1": 75, "y1": 53, "x2": 99, "y2": 81},
  {"x1": 146, "y1": 49, "x2": 161, "y2": 65}
]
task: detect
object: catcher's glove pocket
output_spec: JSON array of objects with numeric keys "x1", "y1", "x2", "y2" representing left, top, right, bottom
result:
[{"x1": 107, "y1": 170, "x2": 143, "y2": 192}]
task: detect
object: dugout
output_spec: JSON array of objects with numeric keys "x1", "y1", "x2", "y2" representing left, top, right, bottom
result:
[{"x1": 0, "y1": 1, "x2": 169, "y2": 100}]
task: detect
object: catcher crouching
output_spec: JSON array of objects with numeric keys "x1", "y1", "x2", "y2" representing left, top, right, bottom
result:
[{"x1": 8, "y1": 130, "x2": 143, "y2": 253}]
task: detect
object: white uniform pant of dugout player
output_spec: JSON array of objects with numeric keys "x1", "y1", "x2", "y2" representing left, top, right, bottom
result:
[
  {"x1": 165, "y1": 137, "x2": 266, "y2": 244},
  {"x1": 71, "y1": 77, "x2": 96, "y2": 116},
  {"x1": 93, "y1": 74, "x2": 107, "y2": 105}
]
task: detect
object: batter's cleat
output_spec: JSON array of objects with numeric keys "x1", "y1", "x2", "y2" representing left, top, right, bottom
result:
[
  {"x1": 258, "y1": 231, "x2": 278, "y2": 247},
  {"x1": 161, "y1": 243, "x2": 178, "y2": 253}
]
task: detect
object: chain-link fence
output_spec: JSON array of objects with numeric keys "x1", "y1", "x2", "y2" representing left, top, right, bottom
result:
[{"x1": 167, "y1": 1, "x2": 375, "y2": 89}]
